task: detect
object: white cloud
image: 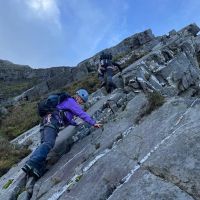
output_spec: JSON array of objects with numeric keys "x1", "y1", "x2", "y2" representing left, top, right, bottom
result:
[
  {"x1": 65, "y1": 0, "x2": 113, "y2": 55},
  {"x1": 64, "y1": 0, "x2": 128, "y2": 57},
  {"x1": 25, "y1": 0, "x2": 61, "y2": 30}
]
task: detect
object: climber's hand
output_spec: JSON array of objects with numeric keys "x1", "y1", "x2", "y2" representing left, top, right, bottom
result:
[{"x1": 94, "y1": 123, "x2": 103, "y2": 128}]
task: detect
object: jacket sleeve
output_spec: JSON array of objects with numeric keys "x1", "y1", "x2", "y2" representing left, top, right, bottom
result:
[
  {"x1": 70, "y1": 102, "x2": 96, "y2": 126},
  {"x1": 58, "y1": 98, "x2": 96, "y2": 126}
]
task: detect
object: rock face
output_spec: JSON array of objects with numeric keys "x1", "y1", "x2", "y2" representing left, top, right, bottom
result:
[
  {"x1": 0, "y1": 23, "x2": 200, "y2": 200},
  {"x1": 0, "y1": 60, "x2": 70, "y2": 82},
  {"x1": 77, "y1": 29, "x2": 159, "y2": 72},
  {"x1": 0, "y1": 61, "x2": 73, "y2": 102},
  {"x1": 0, "y1": 59, "x2": 66, "y2": 83},
  {"x1": 121, "y1": 23, "x2": 200, "y2": 96},
  {"x1": 0, "y1": 60, "x2": 31, "y2": 81}
]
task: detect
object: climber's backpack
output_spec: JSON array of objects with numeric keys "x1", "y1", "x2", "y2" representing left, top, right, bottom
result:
[
  {"x1": 37, "y1": 92, "x2": 70, "y2": 117},
  {"x1": 100, "y1": 53, "x2": 112, "y2": 67}
]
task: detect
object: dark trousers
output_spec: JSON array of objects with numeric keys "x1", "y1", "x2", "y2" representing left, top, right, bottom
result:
[
  {"x1": 26, "y1": 115, "x2": 60, "y2": 175},
  {"x1": 98, "y1": 68, "x2": 116, "y2": 92}
]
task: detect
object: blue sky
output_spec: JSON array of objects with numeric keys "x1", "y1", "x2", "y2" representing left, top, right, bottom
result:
[{"x1": 0, "y1": 0, "x2": 200, "y2": 68}]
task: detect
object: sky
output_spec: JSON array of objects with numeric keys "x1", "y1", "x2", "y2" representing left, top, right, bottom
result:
[{"x1": 0, "y1": 0, "x2": 200, "y2": 68}]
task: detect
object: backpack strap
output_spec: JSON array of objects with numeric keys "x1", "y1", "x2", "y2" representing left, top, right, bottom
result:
[{"x1": 57, "y1": 92, "x2": 70, "y2": 104}]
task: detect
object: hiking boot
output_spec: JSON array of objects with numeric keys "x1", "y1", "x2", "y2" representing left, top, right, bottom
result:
[
  {"x1": 22, "y1": 163, "x2": 32, "y2": 175},
  {"x1": 100, "y1": 82, "x2": 106, "y2": 87},
  {"x1": 31, "y1": 168, "x2": 41, "y2": 179},
  {"x1": 22, "y1": 163, "x2": 41, "y2": 179}
]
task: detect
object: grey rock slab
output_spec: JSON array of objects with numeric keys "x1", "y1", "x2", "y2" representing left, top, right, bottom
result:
[
  {"x1": 108, "y1": 169, "x2": 194, "y2": 200},
  {"x1": 11, "y1": 125, "x2": 40, "y2": 151},
  {"x1": 57, "y1": 98, "x2": 193, "y2": 200},
  {"x1": 108, "y1": 98, "x2": 200, "y2": 200},
  {"x1": 43, "y1": 97, "x2": 191, "y2": 200},
  {"x1": 32, "y1": 126, "x2": 127, "y2": 200},
  {"x1": 17, "y1": 191, "x2": 31, "y2": 200},
  {"x1": 108, "y1": 98, "x2": 189, "y2": 167},
  {"x1": 195, "y1": 35, "x2": 200, "y2": 52},
  {"x1": 0, "y1": 159, "x2": 29, "y2": 200},
  {"x1": 59, "y1": 147, "x2": 137, "y2": 200},
  {"x1": 30, "y1": 93, "x2": 148, "y2": 199},
  {"x1": 161, "y1": 53, "x2": 191, "y2": 80},
  {"x1": 87, "y1": 88, "x2": 107, "y2": 108},
  {"x1": 181, "y1": 74, "x2": 190, "y2": 90},
  {"x1": 0, "y1": 177, "x2": 27, "y2": 200},
  {"x1": 112, "y1": 73, "x2": 124, "y2": 89},
  {"x1": 47, "y1": 126, "x2": 76, "y2": 160},
  {"x1": 143, "y1": 105, "x2": 200, "y2": 199},
  {"x1": 31, "y1": 133, "x2": 96, "y2": 199}
]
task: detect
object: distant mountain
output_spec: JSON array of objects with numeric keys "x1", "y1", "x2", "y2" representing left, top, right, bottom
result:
[
  {"x1": 0, "y1": 59, "x2": 72, "y2": 82},
  {"x1": 0, "y1": 59, "x2": 73, "y2": 101}
]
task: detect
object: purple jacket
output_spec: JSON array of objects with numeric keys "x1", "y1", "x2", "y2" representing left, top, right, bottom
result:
[{"x1": 56, "y1": 97, "x2": 96, "y2": 126}]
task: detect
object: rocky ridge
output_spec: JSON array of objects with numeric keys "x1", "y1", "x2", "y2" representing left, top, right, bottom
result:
[
  {"x1": 0, "y1": 28, "x2": 157, "y2": 104},
  {"x1": 0, "y1": 23, "x2": 200, "y2": 200}
]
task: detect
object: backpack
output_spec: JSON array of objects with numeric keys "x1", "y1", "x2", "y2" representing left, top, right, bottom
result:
[
  {"x1": 37, "y1": 92, "x2": 70, "y2": 117},
  {"x1": 100, "y1": 53, "x2": 112, "y2": 67}
]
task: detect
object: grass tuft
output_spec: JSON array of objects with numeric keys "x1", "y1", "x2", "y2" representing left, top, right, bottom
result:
[
  {"x1": 135, "y1": 91, "x2": 165, "y2": 124},
  {"x1": 146, "y1": 91, "x2": 165, "y2": 115}
]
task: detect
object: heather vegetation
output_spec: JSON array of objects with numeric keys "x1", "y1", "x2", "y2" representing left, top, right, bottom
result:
[
  {"x1": 0, "y1": 101, "x2": 40, "y2": 140},
  {"x1": 0, "y1": 138, "x2": 30, "y2": 177},
  {"x1": 62, "y1": 73, "x2": 100, "y2": 95},
  {"x1": 0, "y1": 79, "x2": 39, "y2": 99}
]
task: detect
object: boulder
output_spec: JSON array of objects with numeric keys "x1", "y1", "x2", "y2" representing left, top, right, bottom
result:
[{"x1": 178, "y1": 23, "x2": 200, "y2": 36}]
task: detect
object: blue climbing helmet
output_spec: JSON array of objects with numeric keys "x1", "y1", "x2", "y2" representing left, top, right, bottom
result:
[{"x1": 76, "y1": 89, "x2": 89, "y2": 102}]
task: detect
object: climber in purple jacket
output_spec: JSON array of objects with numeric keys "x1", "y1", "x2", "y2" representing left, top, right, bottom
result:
[{"x1": 22, "y1": 89, "x2": 102, "y2": 178}]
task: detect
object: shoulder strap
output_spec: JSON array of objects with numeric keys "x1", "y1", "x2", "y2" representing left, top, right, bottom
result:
[{"x1": 57, "y1": 92, "x2": 71, "y2": 104}]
